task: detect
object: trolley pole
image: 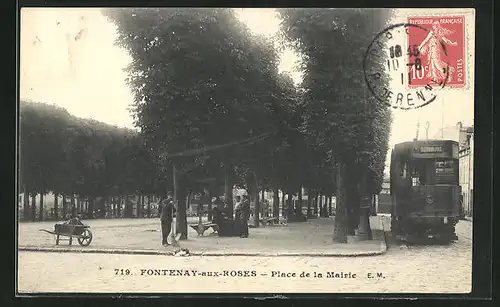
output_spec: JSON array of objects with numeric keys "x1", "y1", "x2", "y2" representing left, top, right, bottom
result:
[{"x1": 441, "y1": 96, "x2": 444, "y2": 139}]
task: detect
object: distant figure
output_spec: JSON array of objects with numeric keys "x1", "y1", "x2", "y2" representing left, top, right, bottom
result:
[
  {"x1": 213, "y1": 196, "x2": 224, "y2": 210},
  {"x1": 159, "y1": 193, "x2": 176, "y2": 246},
  {"x1": 234, "y1": 196, "x2": 243, "y2": 236},
  {"x1": 214, "y1": 203, "x2": 237, "y2": 237},
  {"x1": 459, "y1": 194, "x2": 465, "y2": 218},
  {"x1": 240, "y1": 196, "x2": 250, "y2": 238}
]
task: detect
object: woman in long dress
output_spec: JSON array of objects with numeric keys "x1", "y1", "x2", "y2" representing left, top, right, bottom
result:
[
  {"x1": 418, "y1": 21, "x2": 458, "y2": 83},
  {"x1": 233, "y1": 196, "x2": 243, "y2": 237}
]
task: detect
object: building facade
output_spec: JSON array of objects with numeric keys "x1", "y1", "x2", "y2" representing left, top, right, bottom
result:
[
  {"x1": 459, "y1": 129, "x2": 474, "y2": 217},
  {"x1": 434, "y1": 122, "x2": 474, "y2": 217},
  {"x1": 376, "y1": 178, "x2": 391, "y2": 213},
  {"x1": 433, "y1": 122, "x2": 473, "y2": 146}
]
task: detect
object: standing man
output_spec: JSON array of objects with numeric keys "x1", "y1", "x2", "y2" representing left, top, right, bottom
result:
[{"x1": 159, "y1": 193, "x2": 175, "y2": 246}]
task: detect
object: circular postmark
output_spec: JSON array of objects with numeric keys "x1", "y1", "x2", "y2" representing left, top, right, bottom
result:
[{"x1": 363, "y1": 23, "x2": 451, "y2": 110}]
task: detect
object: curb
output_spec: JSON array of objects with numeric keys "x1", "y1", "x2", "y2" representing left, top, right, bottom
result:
[{"x1": 19, "y1": 245, "x2": 387, "y2": 258}]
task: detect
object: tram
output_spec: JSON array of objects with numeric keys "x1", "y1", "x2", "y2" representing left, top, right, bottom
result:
[{"x1": 389, "y1": 140, "x2": 461, "y2": 242}]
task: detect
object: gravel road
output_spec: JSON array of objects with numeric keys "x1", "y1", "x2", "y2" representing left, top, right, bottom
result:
[{"x1": 17, "y1": 221, "x2": 472, "y2": 294}]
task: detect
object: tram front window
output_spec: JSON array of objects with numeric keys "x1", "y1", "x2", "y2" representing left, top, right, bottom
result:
[{"x1": 411, "y1": 159, "x2": 428, "y2": 186}]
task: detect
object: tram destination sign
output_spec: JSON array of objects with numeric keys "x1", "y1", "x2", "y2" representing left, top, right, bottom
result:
[
  {"x1": 411, "y1": 142, "x2": 457, "y2": 158},
  {"x1": 415, "y1": 146, "x2": 444, "y2": 153}
]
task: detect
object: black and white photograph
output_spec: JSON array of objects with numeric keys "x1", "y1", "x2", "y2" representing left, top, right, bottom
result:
[{"x1": 17, "y1": 7, "x2": 477, "y2": 293}]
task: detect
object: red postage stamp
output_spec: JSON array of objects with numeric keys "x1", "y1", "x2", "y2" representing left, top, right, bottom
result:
[{"x1": 407, "y1": 16, "x2": 466, "y2": 88}]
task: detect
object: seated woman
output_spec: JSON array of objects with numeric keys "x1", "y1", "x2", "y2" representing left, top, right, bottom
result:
[
  {"x1": 212, "y1": 207, "x2": 222, "y2": 225},
  {"x1": 213, "y1": 207, "x2": 239, "y2": 237}
]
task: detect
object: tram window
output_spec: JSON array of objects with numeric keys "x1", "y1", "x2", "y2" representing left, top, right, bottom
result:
[
  {"x1": 411, "y1": 160, "x2": 428, "y2": 185},
  {"x1": 400, "y1": 162, "x2": 408, "y2": 178}
]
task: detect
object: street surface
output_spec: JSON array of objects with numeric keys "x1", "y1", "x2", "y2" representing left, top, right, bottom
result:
[{"x1": 17, "y1": 219, "x2": 472, "y2": 294}]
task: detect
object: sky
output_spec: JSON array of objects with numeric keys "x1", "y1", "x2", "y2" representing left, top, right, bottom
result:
[{"x1": 20, "y1": 8, "x2": 475, "y2": 175}]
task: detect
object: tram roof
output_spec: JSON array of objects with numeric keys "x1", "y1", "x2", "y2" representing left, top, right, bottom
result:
[{"x1": 392, "y1": 139, "x2": 458, "y2": 155}]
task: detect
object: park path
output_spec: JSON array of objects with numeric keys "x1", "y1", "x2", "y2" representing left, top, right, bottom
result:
[{"x1": 19, "y1": 216, "x2": 387, "y2": 256}]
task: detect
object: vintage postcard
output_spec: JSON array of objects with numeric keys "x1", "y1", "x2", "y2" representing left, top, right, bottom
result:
[{"x1": 17, "y1": 7, "x2": 476, "y2": 294}]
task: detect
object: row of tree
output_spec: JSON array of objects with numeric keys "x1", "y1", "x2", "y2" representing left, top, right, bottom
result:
[
  {"x1": 277, "y1": 8, "x2": 393, "y2": 240},
  {"x1": 19, "y1": 101, "x2": 166, "y2": 221},
  {"x1": 103, "y1": 8, "x2": 393, "y2": 242},
  {"x1": 18, "y1": 8, "x2": 393, "y2": 244},
  {"x1": 19, "y1": 100, "x2": 333, "y2": 222}
]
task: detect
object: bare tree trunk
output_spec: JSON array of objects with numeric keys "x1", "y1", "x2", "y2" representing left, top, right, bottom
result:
[
  {"x1": 117, "y1": 196, "x2": 122, "y2": 217},
  {"x1": 147, "y1": 195, "x2": 152, "y2": 218},
  {"x1": 176, "y1": 189, "x2": 188, "y2": 240},
  {"x1": 53, "y1": 193, "x2": 59, "y2": 221},
  {"x1": 105, "y1": 196, "x2": 111, "y2": 218},
  {"x1": 70, "y1": 195, "x2": 76, "y2": 217},
  {"x1": 110, "y1": 196, "x2": 115, "y2": 217},
  {"x1": 314, "y1": 193, "x2": 319, "y2": 216},
  {"x1": 114, "y1": 196, "x2": 117, "y2": 217},
  {"x1": 261, "y1": 189, "x2": 265, "y2": 217},
  {"x1": 140, "y1": 195, "x2": 145, "y2": 218},
  {"x1": 87, "y1": 197, "x2": 95, "y2": 219},
  {"x1": 39, "y1": 193, "x2": 44, "y2": 221},
  {"x1": 187, "y1": 191, "x2": 192, "y2": 219},
  {"x1": 281, "y1": 191, "x2": 286, "y2": 217},
  {"x1": 306, "y1": 189, "x2": 312, "y2": 217},
  {"x1": 124, "y1": 195, "x2": 132, "y2": 218},
  {"x1": 30, "y1": 193, "x2": 36, "y2": 222},
  {"x1": 273, "y1": 188, "x2": 279, "y2": 218},
  {"x1": 333, "y1": 162, "x2": 348, "y2": 243},
  {"x1": 23, "y1": 187, "x2": 29, "y2": 221},
  {"x1": 328, "y1": 195, "x2": 332, "y2": 216},
  {"x1": 77, "y1": 198, "x2": 81, "y2": 214},
  {"x1": 252, "y1": 172, "x2": 260, "y2": 227},
  {"x1": 207, "y1": 188, "x2": 212, "y2": 221},
  {"x1": 62, "y1": 195, "x2": 67, "y2": 218},
  {"x1": 346, "y1": 172, "x2": 359, "y2": 235},
  {"x1": 174, "y1": 166, "x2": 188, "y2": 240},
  {"x1": 224, "y1": 163, "x2": 234, "y2": 217},
  {"x1": 286, "y1": 192, "x2": 292, "y2": 219},
  {"x1": 297, "y1": 187, "x2": 303, "y2": 215}
]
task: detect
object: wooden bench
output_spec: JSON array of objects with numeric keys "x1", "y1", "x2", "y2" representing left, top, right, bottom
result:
[
  {"x1": 260, "y1": 217, "x2": 279, "y2": 226},
  {"x1": 189, "y1": 223, "x2": 219, "y2": 236}
]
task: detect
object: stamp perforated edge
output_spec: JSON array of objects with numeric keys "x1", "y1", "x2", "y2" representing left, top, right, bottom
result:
[{"x1": 404, "y1": 10, "x2": 475, "y2": 92}]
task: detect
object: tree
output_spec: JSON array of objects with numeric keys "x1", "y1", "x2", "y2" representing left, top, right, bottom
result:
[
  {"x1": 20, "y1": 101, "x2": 72, "y2": 220},
  {"x1": 104, "y1": 8, "x2": 295, "y2": 235},
  {"x1": 278, "y1": 8, "x2": 393, "y2": 242},
  {"x1": 19, "y1": 100, "x2": 163, "y2": 221}
]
